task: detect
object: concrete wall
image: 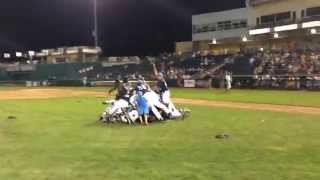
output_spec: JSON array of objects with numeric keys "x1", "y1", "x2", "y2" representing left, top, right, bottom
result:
[
  {"x1": 192, "y1": 8, "x2": 248, "y2": 41},
  {"x1": 193, "y1": 28, "x2": 248, "y2": 41},
  {"x1": 247, "y1": 0, "x2": 320, "y2": 26},
  {"x1": 192, "y1": 8, "x2": 248, "y2": 25}
]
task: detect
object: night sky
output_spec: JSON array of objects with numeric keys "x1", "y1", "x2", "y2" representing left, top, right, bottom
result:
[{"x1": 0, "y1": 0, "x2": 245, "y2": 56}]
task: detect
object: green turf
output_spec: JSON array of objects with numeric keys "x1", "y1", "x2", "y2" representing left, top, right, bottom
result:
[
  {"x1": 69, "y1": 87, "x2": 320, "y2": 107},
  {"x1": 1, "y1": 97, "x2": 320, "y2": 180},
  {"x1": 1, "y1": 86, "x2": 320, "y2": 107},
  {"x1": 170, "y1": 88, "x2": 320, "y2": 108}
]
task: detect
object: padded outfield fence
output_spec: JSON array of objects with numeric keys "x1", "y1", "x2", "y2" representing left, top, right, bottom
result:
[{"x1": 1, "y1": 74, "x2": 319, "y2": 90}]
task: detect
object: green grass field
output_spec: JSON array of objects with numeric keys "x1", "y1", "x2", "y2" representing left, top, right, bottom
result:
[
  {"x1": 2, "y1": 86, "x2": 320, "y2": 107},
  {"x1": 0, "y1": 87, "x2": 320, "y2": 180},
  {"x1": 84, "y1": 87, "x2": 320, "y2": 107},
  {"x1": 171, "y1": 88, "x2": 320, "y2": 107}
]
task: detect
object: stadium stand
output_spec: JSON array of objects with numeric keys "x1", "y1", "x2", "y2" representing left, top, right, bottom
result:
[{"x1": 0, "y1": 49, "x2": 319, "y2": 89}]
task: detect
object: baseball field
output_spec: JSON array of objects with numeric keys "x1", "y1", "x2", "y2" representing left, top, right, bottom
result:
[{"x1": 0, "y1": 87, "x2": 320, "y2": 180}]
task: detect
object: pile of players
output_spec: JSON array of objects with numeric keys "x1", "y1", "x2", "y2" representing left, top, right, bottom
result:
[{"x1": 103, "y1": 64, "x2": 187, "y2": 125}]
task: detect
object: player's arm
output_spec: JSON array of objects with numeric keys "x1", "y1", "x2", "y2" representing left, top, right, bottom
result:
[
  {"x1": 141, "y1": 77, "x2": 151, "y2": 91},
  {"x1": 145, "y1": 82, "x2": 151, "y2": 91},
  {"x1": 152, "y1": 63, "x2": 159, "y2": 76},
  {"x1": 108, "y1": 81, "x2": 118, "y2": 94},
  {"x1": 108, "y1": 84, "x2": 116, "y2": 94},
  {"x1": 108, "y1": 87, "x2": 116, "y2": 94}
]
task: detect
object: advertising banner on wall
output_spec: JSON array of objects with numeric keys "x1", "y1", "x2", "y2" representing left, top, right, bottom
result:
[
  {"x1": 184, "y1": 80, "x2": 196, "y2": 88},
  {"x1": 196, "y1": 79, "x2": 212, "y2": 88}
]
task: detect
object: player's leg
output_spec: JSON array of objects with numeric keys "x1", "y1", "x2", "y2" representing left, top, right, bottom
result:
[
  {"x1": 168, "y1": 101, "x2": 182, "y2": 118},
  {"x1": 226, "y1": 80, "x2": 231, "y2": 90},
  {"x1": 144, "y1": 114, "x2": 148, "y2": 125},
  {"x1": 154, "y1": 101, "x2": 170, "y2": 114},
  {"x1": 144, "y1": 91, "x2": 168, "y2": 119},
  {"x1": 144, "y1": 105, "x2": 149, "y2": 125},
  {"x1": 161, "y1": 90, "x2": 170, "y2": 105},
  {"x1": 150, "y1": 105, "x2": 163, "y2": 120},
  {"x1": 161, "y1": 90, "x2": 181, "y2": 118}
]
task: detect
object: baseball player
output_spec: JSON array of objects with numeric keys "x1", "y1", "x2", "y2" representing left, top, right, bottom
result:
[
  {"x1": 225, "y1": 71, "x2": 232, "y2": 91},
  {"x1": 135, "y1": 91, "x2": 150, "y2": 125},
  {"x1": 135, "y1": 76, "x2": 151, "y2": 95},
  {"x1": 152, "y1": 63, "x2": 183, "y2": 118},
  {"x1": 152, "y1": 64, "x2": 170, "y2": 105},
  {"x1": 108, "y1": 78, "x2": 121, "y2": 95}
]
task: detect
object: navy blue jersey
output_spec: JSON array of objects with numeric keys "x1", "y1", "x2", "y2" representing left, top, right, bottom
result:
[
  {"x1": 157, "y1": 80, "x2": 168, "y2": 93},
  {"x1": 118, "y1": 83, "x2": 132, "y2": 100},
  {"x1": 135, "y1": 84, "x2": 147, "y2": 94},
  {"x1": 108, "y1": 80, "x2": 121, "y2": 94}
]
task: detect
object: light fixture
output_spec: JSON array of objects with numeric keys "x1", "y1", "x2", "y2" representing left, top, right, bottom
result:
[
  {"x1": 4, "y1": 53, "x2": 11, "y2": 58},
  {"x1": 249, "y1": 28, "x2": 271, "y2": 35},
  {"x1": 302, "y1": 21, "x2": 320, "y2": 28},
  {"x1": 211, "y1": 38, "x2": 217, "y2": 44},
  {"x1": 260, "y1": 47, "x2": 264, "y2": 51},
  {"x1": 274, "y1": 24, "x2": 298, "y2": 32},
  {"x1": 82, "y1": 48, "x2": 99, "y2": 54},
  {"x1": 16, "y1": 52, "x2": 22, "y2": 57},
  {"x1": 274, "y1": 33, "x2": 279, "y2": 38},
  {"x1": 310, "y1": 28, "x2": 317, "y2": 34},
  {"x1": 242, "y1": 36, "x2": 248, "y2": 42},
  {"x1": 28, "y1": 51, "x2": 35, "y2": 57},
  {"x1": 42, "y1": 49, "x2": 49, "y2": 55}
]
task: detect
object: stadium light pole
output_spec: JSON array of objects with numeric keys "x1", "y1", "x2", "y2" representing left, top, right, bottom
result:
[{"x1": 93, "y1": 0, "x2": 99, "y2": 47}]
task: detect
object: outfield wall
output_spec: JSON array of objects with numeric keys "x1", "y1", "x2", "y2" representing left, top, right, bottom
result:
[
  {"x1": 31, "y1": 62, "x2": 100, "y2": 80},
  {"x1": 0, "y1": 62, "x2": 101, "y2": 81},
  {"x1": 0, "y1": 68, "x2": 9, "y2": 80},
  {"x1": 0, "y1": 62, "x2": 319, "y2": 90}
]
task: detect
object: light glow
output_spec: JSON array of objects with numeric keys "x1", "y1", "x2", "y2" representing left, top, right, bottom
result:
[
  {"x1": 302, "y1": 21, "x2": 320, "y2": 28},
  {"x1": 249, "y1": 28, "x2": 271, "y2": 35},
  {"x1": 66, "y1": 49, "x2": 79, "y2": 54},
  {"x1": 4, "y1": 53, "x2": 11, "y2": 58},
  {"x1": 211, "y1": 38, "x2": 217, "y2": 44},
  {"x1": 51, "y1": 52, "x2": 63, "y2": 56},
  {"x1": 82, "y1": 48, "x2": 100, "y2": 54},
  {"x1": 28, "y1": 51, "x2": 35, "y2": 56},
  {"x1": 242, "y1": 36, "x2": 248, "y2": 42},
  {"x1": 274, "y1": 24, "x2": 298, "y2": 32},
  {"x1": 310, "y1": 28, "x2": 317, "y2": 34},
  {"x1": 16, "y1": 52, "x2": 22, "y2": 57},
  {"x1": 36, "y1": 52, "x2": 46, "y2": 57}
]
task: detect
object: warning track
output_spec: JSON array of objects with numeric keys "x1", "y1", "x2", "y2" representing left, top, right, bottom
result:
[{"x1": 0, "y1": 88, "x2": 319, "y2": 115}]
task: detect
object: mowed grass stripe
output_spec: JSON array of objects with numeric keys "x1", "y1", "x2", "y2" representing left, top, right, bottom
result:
[
  {"x1": 1, "y1": 86, "x2": 320, "y2": 107},
  {"x1": 173, "y1": 98, "x2": 320, "y2": 115},
  {"x1": 171, "y1": 88, "x2": 320, "y2": 108}
]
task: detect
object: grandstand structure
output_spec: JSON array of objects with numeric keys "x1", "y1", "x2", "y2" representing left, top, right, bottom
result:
[
  {"x1": 176, "y1": 0, "x2": 320, "y2": 54},
  {"x1": 34, "y1": 46, "x2": 102, "y2": 64},
  {"x1": 190, "y1": 8, "x2": 248, "y2": 55},
  {"x1": 247, "y1": 0, "x2": 320, "y2": 51}
]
